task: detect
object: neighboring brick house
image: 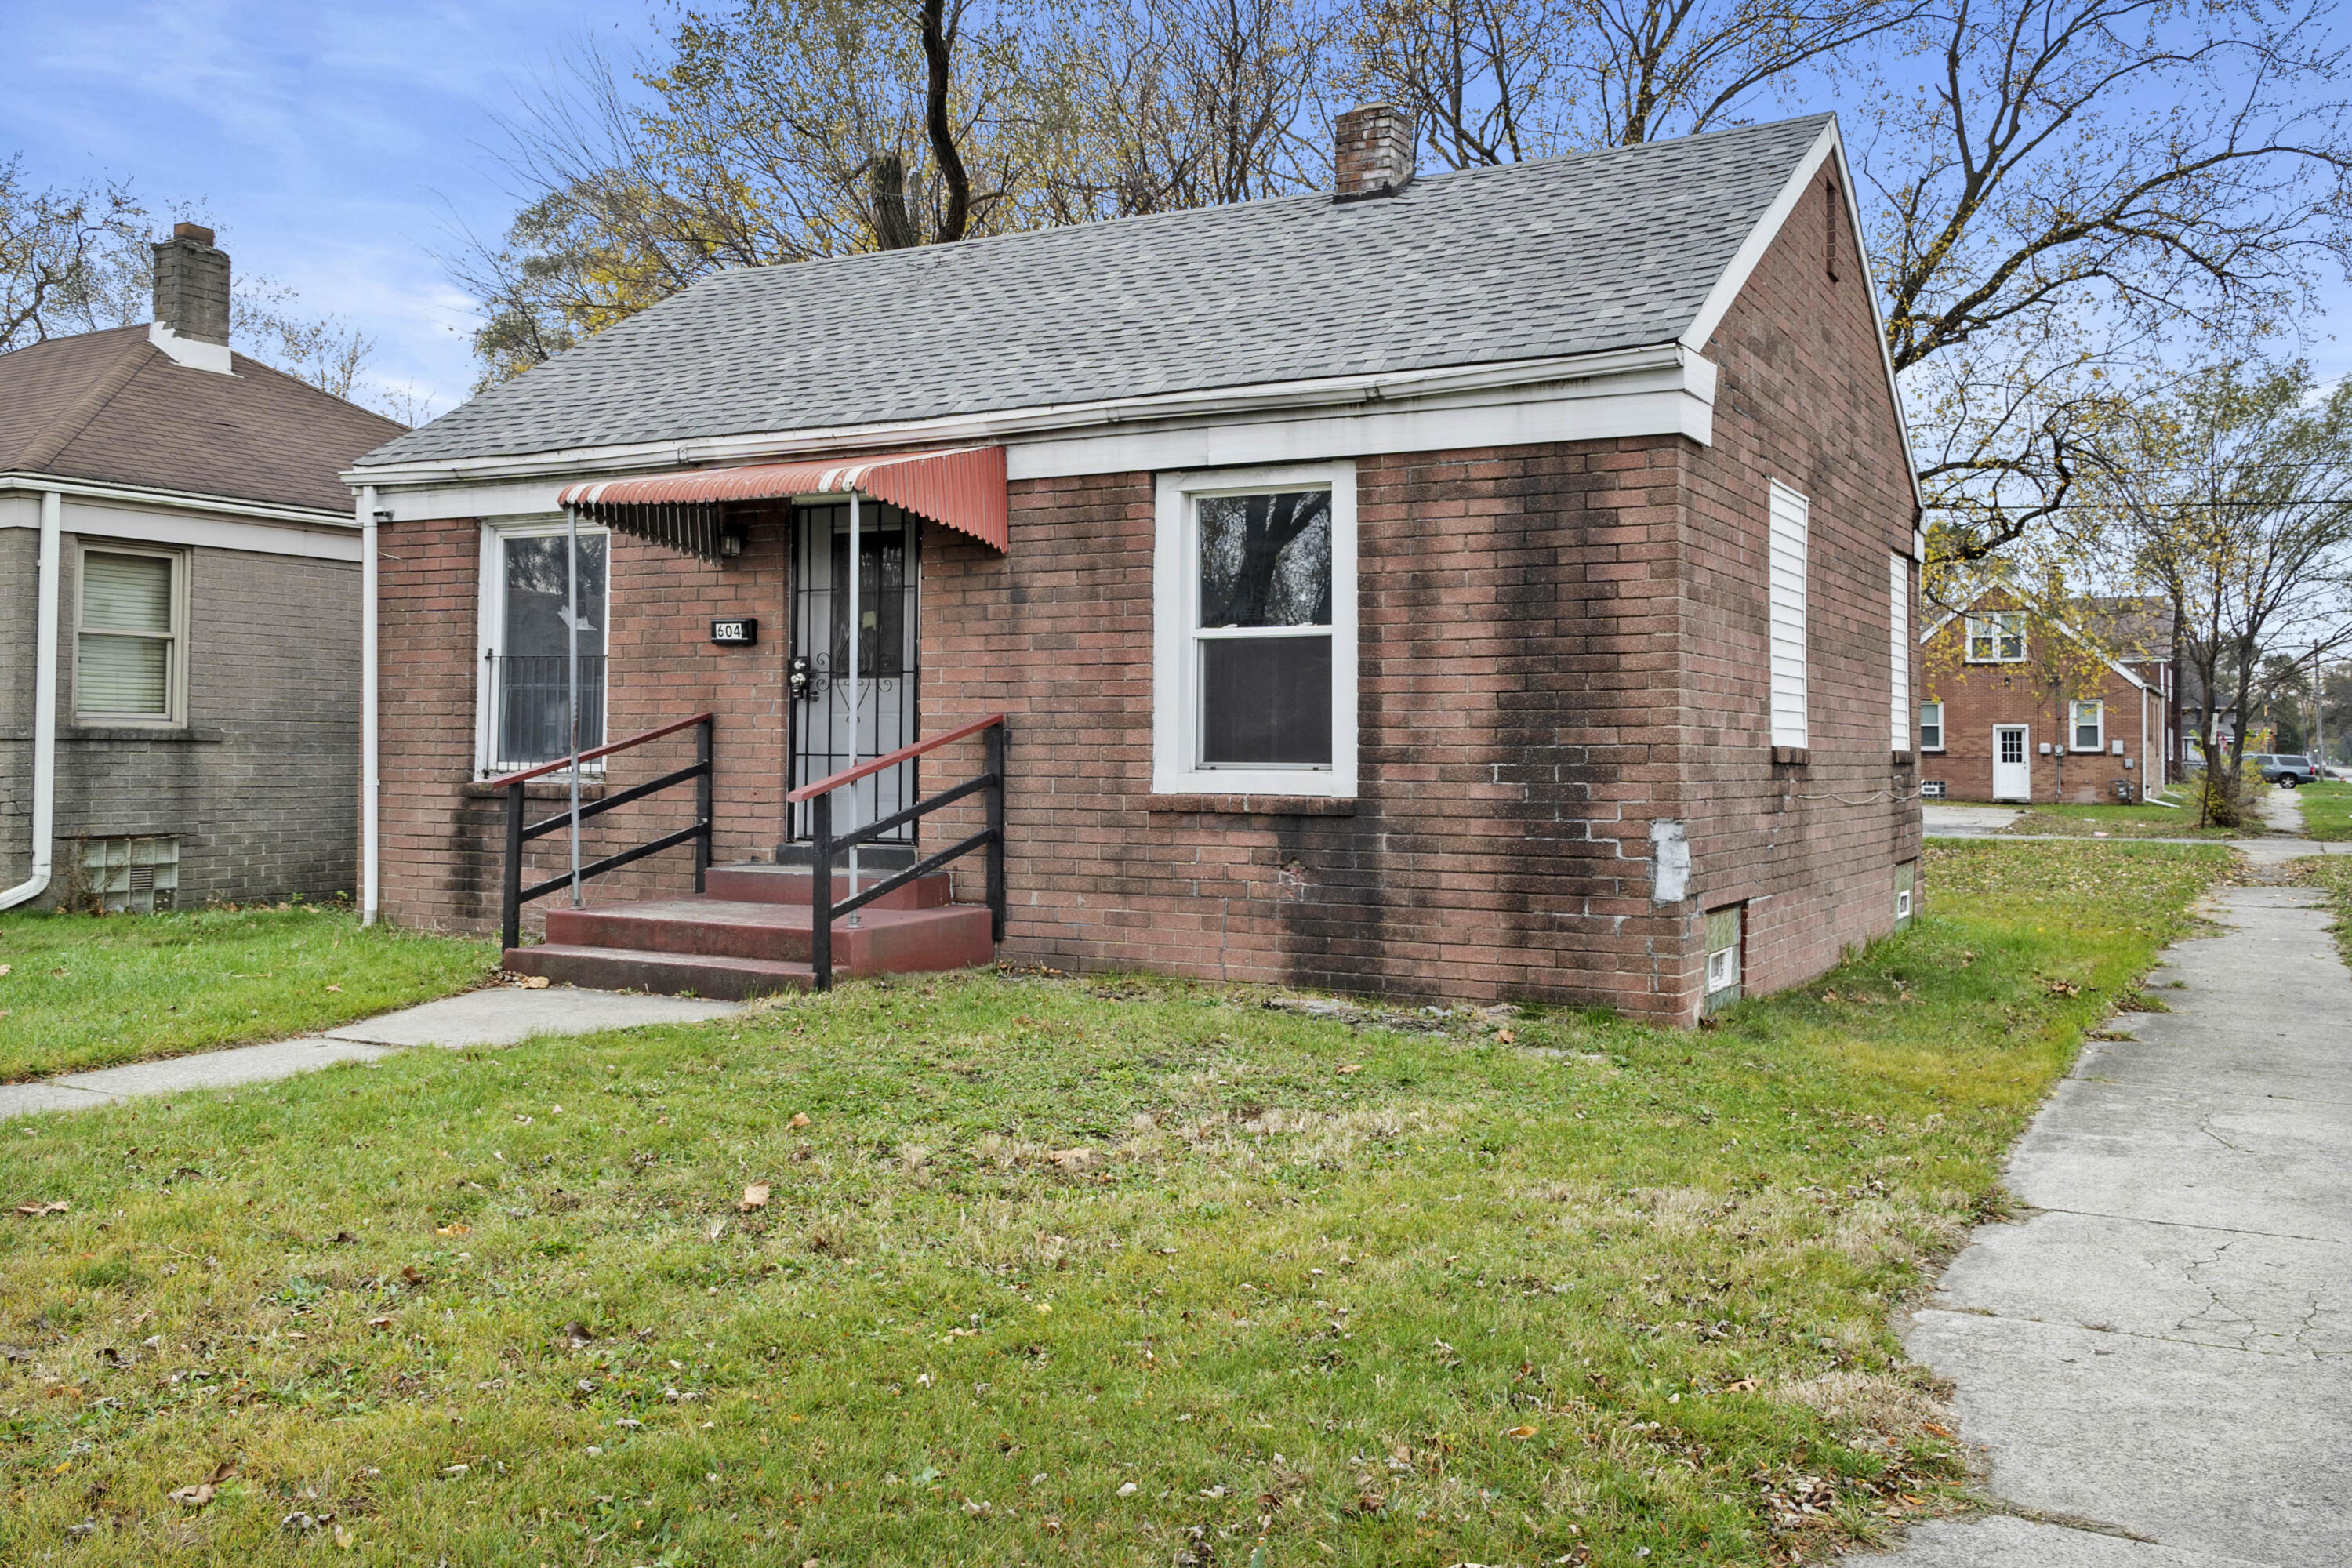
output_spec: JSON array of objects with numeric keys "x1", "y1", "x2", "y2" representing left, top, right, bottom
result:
[
  {"x1": 0, "y1": 224, "x2": 404, "y2": 913},
  {"x1": 1918, "y1": 594, "x2": 2172, "y2": 804},
  {"x1": 347, "y1": 109, "x2": 1925, "y2": 1023}
]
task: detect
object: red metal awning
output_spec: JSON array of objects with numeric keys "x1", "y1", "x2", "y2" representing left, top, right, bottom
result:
[{"x1": 558, "y1": 445, "x2": 1007, "y2": 558}]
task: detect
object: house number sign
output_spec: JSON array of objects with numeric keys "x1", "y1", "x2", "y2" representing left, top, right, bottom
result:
[{"x1": 710, "y1": 617, "x2": 759, "y2": 646}]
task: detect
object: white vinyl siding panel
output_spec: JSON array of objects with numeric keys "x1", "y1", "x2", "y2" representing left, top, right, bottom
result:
[
  {"x1": 1767, "y1": 482, "x2": 1809, "y2": 749},
  {"x1": 1889, "y1": 554, "x2": 1911, "y2": 750}
]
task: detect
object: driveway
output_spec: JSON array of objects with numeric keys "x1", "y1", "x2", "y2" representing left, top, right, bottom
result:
[{"x1": 1878, "y1": 880, "x2": 2352, "y2": 1564}]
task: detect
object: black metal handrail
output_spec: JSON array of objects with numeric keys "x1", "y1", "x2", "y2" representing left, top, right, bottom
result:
[
  {"x1": 495, "y1": 713, "x2": 715, "y2": 951},
  {"x1": 786, "y1": 713, "x2": 1006, "y2": 991}
]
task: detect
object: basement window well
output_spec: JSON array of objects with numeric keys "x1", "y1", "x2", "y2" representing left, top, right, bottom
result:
[{"x1": 78, "y1": 836, "x2": 180, "y2": 913}]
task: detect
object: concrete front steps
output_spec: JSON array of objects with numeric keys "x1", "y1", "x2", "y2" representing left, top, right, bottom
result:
[{"x1": 502, "y1": 864, "x2": 993, "y2": 1000}]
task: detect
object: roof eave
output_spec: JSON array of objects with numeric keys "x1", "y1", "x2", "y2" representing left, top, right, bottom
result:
[
  {"x1": 343, "y1": 341, "x2": 1703, "y2": 492},
  {"x1": 0, "y1": 470, "x2": 357, "y2": 528}
]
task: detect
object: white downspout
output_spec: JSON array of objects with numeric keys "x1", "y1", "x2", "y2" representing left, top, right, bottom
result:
[
  {"x1": 2, "y1": 489, "x2": 61, "y2": 910},
  {"x1": 360, "y1": 485, "x2": 381, "y2": 926}
]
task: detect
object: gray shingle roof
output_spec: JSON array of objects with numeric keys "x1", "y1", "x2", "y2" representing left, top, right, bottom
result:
[{"x1": 361, "y1": 114, "x2": 1831, "y2": 470}]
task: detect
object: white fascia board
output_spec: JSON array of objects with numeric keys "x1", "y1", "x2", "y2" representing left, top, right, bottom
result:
[
  {"x1": 1677, "y1": 118, "x2": 1926, "y2": 516},
  {"x1": 0, "y1": 475, "x2": 359, "y2": 561},
  {"x1": 345, "y1": 343, "x2": 1709, "y2": 492}
]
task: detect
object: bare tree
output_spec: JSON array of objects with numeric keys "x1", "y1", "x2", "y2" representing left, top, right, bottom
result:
[
  {"x1": 1864, "y1": 0, "x2": 2352, "y2": 572},
  {"x1": 0, "y1": 158, "x2": 151, "y2": 351},
  {"x1": 1345, "y1": 0, "x2": 1918, "y2": 168}
]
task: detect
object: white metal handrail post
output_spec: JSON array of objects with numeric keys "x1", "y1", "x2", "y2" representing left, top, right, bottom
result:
[
  {"x1": 565, "y1": 507, "x2": 583, "y2": 906},
  {"x1": 845, "y1": 490, "x2": 862, "y2": 924}
]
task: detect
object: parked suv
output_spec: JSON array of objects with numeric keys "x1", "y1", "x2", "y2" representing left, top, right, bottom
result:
[{"x1": 2252, "y1": 753, "x2": 2320, "y2": 787}]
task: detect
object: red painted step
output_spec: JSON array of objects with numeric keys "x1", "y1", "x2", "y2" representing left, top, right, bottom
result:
[
  {"x1": 505, "y1": 944, "x2": 814, "y2": 1000},
  {"x1": 703, "y1": 864, "x2": 952, "y2": 909},
  {"x1": 507, "y1": 867, "x2": 996, "y2": 998}
]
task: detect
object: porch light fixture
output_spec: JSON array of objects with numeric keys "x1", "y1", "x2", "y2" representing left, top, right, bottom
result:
[{"x1": 720, "y1": 527, "x2": 746, "y2": 557}]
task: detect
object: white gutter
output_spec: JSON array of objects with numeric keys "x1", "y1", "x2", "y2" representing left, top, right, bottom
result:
[
  {"x1": 0, "y1": 470, "x2": 357, "y2": 529},
  {"x1": 340, "y1": 343, "x2": 1708, "y2": 492},
  {"x1": 360, "y1": 485, "x2": 381, "y2": 927},
  {"x1": 2, "y1": 490, "x2": 62, "y2": 911}
]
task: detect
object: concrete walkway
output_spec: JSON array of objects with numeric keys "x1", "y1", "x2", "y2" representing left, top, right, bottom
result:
[
  {"x1": 0, "y1": 986, "x2": 741, "y2": 1120},
  {"x1": 1921, "y1": 799, "x2": 2347, "y2": 867},
  {"x1": 1879, "y1": 881, "x2": 2352, "y2": 1565}
]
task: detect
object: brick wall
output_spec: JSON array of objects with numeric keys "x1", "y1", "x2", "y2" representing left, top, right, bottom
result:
[
  {"x1": 374, "y1": 513, "x2": 790, "y2": 932},
  {"x1": 912, "y1": 162, "x2": 1921, "y2": 1020},
  {"x1": 1920, "y1": 619, "x2": 2156, "y2": 804},
  {"x1": 372, "y1": 164, "x2": 1920, "y2": 1018},
  {"x1": 0, "y1": 520, "x2": 360, "y2": 906}
]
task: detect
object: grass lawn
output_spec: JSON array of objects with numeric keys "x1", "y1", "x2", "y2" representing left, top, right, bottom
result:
[
  {"x1": 0, "y1": 842, "x2": 2229, "y2": 1566},
  {"x1": 0, "y1": 908, "x2": 501, "y2": 1083},
  {"x1": 2289, "y1": 781, "x2": 2352, "y2": 840},
  {"x1": 1998, "y1": 800, "x2": 2249, "y2": 839}
]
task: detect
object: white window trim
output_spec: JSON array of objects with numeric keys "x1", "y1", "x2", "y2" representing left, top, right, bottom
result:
[
  {"x1": 1918, "y1": 699, "x2": 1946, "y2": 752},
  {"x1": 2071, "y1": 699, "x2": 2105, "y2": 753},
  {"x1": 1889, "y1": 554, "x2": 1911, "y2": 751},
  {"x1": 72, "y1": 539, "x2": 189, "y2": 727},
  {"x1": 1767, "y1": 481, "x2": 1809, "y2": 750},
  {"x1": 1152, "y1": 462, "x2": 1357, "y2": 797},
  {"x1": 475, "y1": 517, "x2": 612, "y2": 779},
  {"x1": 1965, "y1": 612, "x2": 2027, "y2": 664}
]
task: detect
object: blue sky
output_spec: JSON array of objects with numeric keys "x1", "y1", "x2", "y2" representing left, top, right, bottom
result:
[
  {"x1": 4, "y1": 0, "x2": 661, "y2": 418},
  {"x1": 5, "y1": 1, "x2": 2343, "y2": 425}
]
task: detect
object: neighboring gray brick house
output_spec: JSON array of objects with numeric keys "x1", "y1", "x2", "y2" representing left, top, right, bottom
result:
[{"x1": 0, "y1": 224, "x2": 405, "y2": 913}]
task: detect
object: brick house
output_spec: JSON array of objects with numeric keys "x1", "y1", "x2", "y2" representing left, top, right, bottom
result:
[
  {"x1": 347, "y1": 109, "x2": 1924, "y2": 1023},
  {"x1": 1, "y1": 225, "x2": 405, "y2": 913},
  {"x1": 1918, "y1": 594, "x2": 2173, "y2": 804}
]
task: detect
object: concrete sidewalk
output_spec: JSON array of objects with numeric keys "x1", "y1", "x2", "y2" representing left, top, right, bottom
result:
[
  {"x1": 1878, "y1": 884, "x2": 2352, "y2": 1566},
  {"x1": 0, "y1": 986, "x2": 741, "y2": 1120}
]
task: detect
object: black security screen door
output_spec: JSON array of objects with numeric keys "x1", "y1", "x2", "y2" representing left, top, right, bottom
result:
[{"x1": 789, "y1": 502, "x2": 920, "y2": 843}]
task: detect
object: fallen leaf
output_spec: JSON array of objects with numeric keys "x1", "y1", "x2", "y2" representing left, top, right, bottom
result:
[
  {"x1": 325, "y1": 985, "x2": 343, "y2": 993},
  {"x1": 366, "y1": 1316, "x2": 394, "y2": 1331},
  {"x1": 168, "y1": 1483, "x2": 216, "y2": 1508},
  {"x1": 0, "y1": 964, "x2": 10, "y2": 975},
  {"x1": 1822, "y1": 990, "x2": 1842, "y2": 1003},
  {"x1": 1922, "y1": 1421, "x2": 1953, "y2": 1439},
  {"x1": 789, "y1": 1112, "x2": 811, "y2": 1129},
  {"x1": 564, "y1": 1321, "x2": 595, "y2": 1348},
  {"x1": 1334, "y1": 1063, "x2": 1363, "y2": 1075},
  {"x1": 13, "y1": 1200, "x2": 68, "y2": 1218},
  {"x1": 334, "y1": 1523, "x2": 356, "y2": 1549},
  {"x1": 1505, "y1": 1425, "x2": 1538, "y2": 1439},
  {"x1": 1496, "y1": 1029, "x2": 1516, "y2": 1044},
  {"x1": 739, "y1": 1183, "x2": 771, "y2": 1212},
  {"x1": 332, "y1": 1232, "x2": 358, "y2": 1246},
  {"x1": 1116, "y1": 1481, "x2": 1138, "y2": 1497},
  {"x1": 434, "y1": 1224, "x2": 470, "y2": 1237},
  {"x1": 521, "y1": 975, "x2": 550, "y2": 989},
  {"x1": 1046, "y1": 1147, "x2": 1094, "y2": 1171},
  {"x1": 401, "y1": 1265, "x2": 426, "y2": 1285}
]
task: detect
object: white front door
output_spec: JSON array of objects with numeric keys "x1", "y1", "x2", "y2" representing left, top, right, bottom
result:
[{"x1": 1993, "y1": 724, "x2": 2031, "y2": 801}]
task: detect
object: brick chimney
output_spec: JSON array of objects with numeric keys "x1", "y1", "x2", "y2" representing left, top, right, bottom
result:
[
  {"x1": 149, "y1": 223, "x2": 232, "y2": 372},
  {"x1": 1334, "y1": 105, "x2": 1417, "y2": 202}
]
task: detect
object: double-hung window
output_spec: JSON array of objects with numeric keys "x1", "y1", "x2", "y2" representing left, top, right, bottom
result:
[
  {"x1": 1965, "y1": 612, "x2": 2025, "y2": 663},
  {"x1": 478, "y1": 522, "x2": 609, "y2": 773},
  {"x1": 1154, "y1": 464, "x2": 1357, "y2": 797},
  {"x1": 2071, "y1": 699, "x2": 2103, "y2": 752},
  {"x1": 1918, "y1": 700, "x2": 1945, "y2": 751},
  {"x1": 75, "y1": 544, "x2": 185, "y2": 724},
  {"x1": 1767, "y1": 481, "x2": 1809, "y2": 750}
]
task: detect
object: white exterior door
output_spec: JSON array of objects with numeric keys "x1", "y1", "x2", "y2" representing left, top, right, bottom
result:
[{"x1": 1993, "y1": 725, "x2": 2031, "y2": 800}]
